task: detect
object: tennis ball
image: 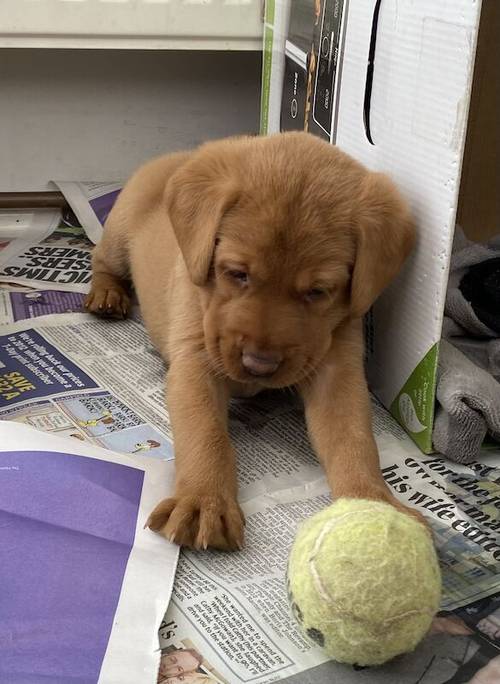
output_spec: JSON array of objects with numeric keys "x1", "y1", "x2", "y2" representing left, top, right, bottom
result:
[{"x1": 287, "y1": 498, "x2": 441, "y2": 667}]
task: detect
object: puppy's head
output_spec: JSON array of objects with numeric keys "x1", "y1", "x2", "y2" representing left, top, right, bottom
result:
[{"x1": 165, "y1": 132, "x2": 415, "y2": 388}]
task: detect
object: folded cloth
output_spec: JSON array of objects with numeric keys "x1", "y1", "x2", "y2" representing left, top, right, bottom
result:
[
  {"x1": 433, "y1": 340, "x2": 500, "y2": 464},
  {"x1": 443, "y1": 226, "x2": 500, "y2": 380},
  {"x1": 444, "y1": 336, "x2": 500, "y2": 381},
  {"x1": 444, "y1": 226, "x2": 500, "y2": 338}
]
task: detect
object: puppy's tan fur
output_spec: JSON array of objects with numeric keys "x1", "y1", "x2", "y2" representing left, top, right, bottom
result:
[{"x1": 86, "y1": 132, "x2": 420, "y2": 550}]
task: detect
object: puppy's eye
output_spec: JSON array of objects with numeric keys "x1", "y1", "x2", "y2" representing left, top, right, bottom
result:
[
  {"x1": 227, "y1": 269, "x2": 249, "y2": 285},
  {"x1": 304, "y1": 288, "x2": 326, "y2": 302}
]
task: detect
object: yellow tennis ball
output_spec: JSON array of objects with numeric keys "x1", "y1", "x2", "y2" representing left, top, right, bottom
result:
[{"x1": 287, "y1": 498, "x2": 441, "y2": 667}]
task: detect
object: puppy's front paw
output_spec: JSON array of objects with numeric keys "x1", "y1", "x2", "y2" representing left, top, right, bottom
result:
[
  {"x1": 391, "y1": 498, "x2": 429, "y2": 529},
  {"x1": 146, "y1": 492, "x2": 245, "y2": 551},
  {"x1": 84, "y1": 285, "x2": 130, "y2": 319},
  {"x1": 371, "y1": 486, "x2": 429, "y2": 529}
]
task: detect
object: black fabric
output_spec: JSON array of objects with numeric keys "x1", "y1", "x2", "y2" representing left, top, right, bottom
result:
[{"x1": 459, "y1": 257, "x2": 500, "y2": 334}]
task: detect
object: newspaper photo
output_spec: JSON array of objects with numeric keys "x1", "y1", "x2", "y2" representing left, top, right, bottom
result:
[
  {"x1": 0, "y1": 420, "x2": 178, "y2": 684},
  {"x1": 0, "y1": 286, "x2": 86, "y2": 325}
]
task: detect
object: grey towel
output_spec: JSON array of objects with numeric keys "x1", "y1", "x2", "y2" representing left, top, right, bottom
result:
[
  {"x1": 443, "y1": 227, "x2": 500, "y2": 379},
  {"x1": 433, "y1": 340, "x2": 500, "y2": 464},
  {"x1": 445, "y1": 226, "x2": 500, "y2": 337},
  {"x1": 445, "y1": 335, "x2": 500, "y2": 382}
]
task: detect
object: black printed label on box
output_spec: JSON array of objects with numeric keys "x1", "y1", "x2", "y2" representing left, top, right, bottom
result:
[{"x1": 279, "y1": 0, "x2": 348, "y2": 142}]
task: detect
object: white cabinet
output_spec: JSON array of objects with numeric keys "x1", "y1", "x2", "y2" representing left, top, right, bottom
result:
[
  {"x1": 0, "y1": 2, "x2": 263, "y2": 190},
  {"x1": 0, "y1": 0, "x2": 263, "y2": 50}
]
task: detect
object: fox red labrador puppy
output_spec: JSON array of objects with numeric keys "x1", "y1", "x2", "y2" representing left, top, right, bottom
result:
[{"x1": 86, "y1": 132, "x2": 419, "y2": 550}]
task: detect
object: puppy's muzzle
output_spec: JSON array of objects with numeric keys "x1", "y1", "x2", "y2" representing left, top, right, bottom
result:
[{"x1": 241, "y1": 350, "x2": 282, "y2": 377}]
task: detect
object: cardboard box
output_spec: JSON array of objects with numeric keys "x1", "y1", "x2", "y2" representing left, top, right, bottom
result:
[{"x1": 260, "y1": 0, "x2": 497, "y2": 453}]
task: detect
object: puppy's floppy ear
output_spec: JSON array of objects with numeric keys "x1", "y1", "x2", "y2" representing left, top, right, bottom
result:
[
  {"x1": 350, "y1": 172, "x2": 416, "y2": 318},
  {"x1": 165, "y1": 157, "x2": 238, "y2": 286}
]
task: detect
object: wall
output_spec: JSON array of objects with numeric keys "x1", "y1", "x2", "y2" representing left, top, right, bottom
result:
[{"x1": 0, "y1": 49, "x2": 261, "y2": 190}]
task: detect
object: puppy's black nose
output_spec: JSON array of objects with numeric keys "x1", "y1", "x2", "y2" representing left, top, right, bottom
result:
[{"x1": 241, "y1": 351, "x2": 282, "y2": 377}]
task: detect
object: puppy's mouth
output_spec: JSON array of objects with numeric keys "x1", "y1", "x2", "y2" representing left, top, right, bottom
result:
[
  {"x1": 229, "y1": 365, "x2": 289, "y2": 388},
  {"x1": 211, "y1": 342, "x2": 314, "y2": 389}
]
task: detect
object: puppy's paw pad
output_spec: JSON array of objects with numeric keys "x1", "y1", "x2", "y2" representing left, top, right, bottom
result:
[
  {"x1": 85, "y1": 287, "x2": 130, "y2": 319},
  {"x1": 147, "y1": 494, "x2": 245, "y2": 551}
]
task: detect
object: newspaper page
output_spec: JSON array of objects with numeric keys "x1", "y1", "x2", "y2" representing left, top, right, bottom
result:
[
  {"x1": 0, "y1": 420, "x2": 178, "y2": 684},
  {"x1": 53, "y1": 180, "x2": 122, "y2": 244},
  {"x1": 0, "y1": 308, "x2": 499, "y2": 683},
  {"x1": 45, "y1": 172, "x2": 500, "y2": 683},
  {"x1": 0, "y1": 207, "x2": 61, "y2": 243},
  {"x1": 0, "y1": 313, "x2": 173, "y2": 460},
  {"x1": 0, "y1": 223, "x2": 93, "y2": 294},
  {"x1": 158, "y1": 397, "x2": 500, "y2": 684}
]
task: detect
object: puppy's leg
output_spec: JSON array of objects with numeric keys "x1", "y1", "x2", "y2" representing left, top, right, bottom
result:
[
  {"x1": 147, "y1": 354, "x2": 244, "y2": 551},
  {"x1": 300, "y1": 321, "x2": 427, "y2": 526},
  {"x1": 85, "y1": 214, "x2": 131, "y2": 319}
]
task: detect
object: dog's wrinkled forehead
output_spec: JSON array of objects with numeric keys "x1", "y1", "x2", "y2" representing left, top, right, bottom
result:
[
  {"x1": 216, "y1": 189, "x2": 356, "y2": 287},
  {"x1": 221, "y1": 180, "x2": 355, "y2": 254},
  {"x1": 221, "y1": 136, "x2": 363, "y2": 248}
]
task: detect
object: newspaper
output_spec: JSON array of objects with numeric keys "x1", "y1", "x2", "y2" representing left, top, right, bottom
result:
[
  {"x1": 0, "y1": 207, "x2": 61, "y2": 243},
  {"x1": 53, "y1": 180, "x2": 122, "y2": 244},
  {"x1": 0, "y1": 203, "x2": 499, "y2": 682},
  {"x1": 0, "y1": 221, "x2": 93, "y2": 294},
  {"x1": 0, "y1": 179, "x2": 123, "y2": 292},
  {"x1": 0, "y1": 180, "x2": 126, "y2": 294},
  {"x1": 157, "y1": 397, "x2": 500, "y2": 684},
  {"x1": 0, "y1": 420, "x2": 178, "y2": 684},
  {"x1": 0, "y1": 305, "x2": 499, "y2": 684},
  {"x1": 0, "y1": 313, "x2": 173, "y2": 460}
]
